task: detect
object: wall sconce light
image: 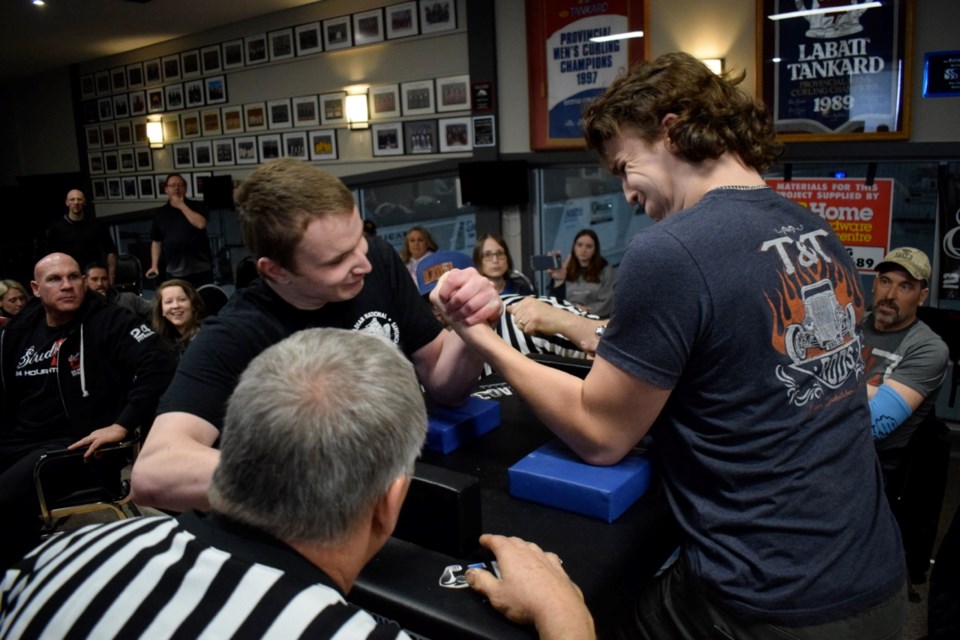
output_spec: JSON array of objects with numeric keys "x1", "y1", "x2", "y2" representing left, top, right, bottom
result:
[
  {"x1": 700, "y1": 58, "x2": 725, "y2": 75},
  {"x1": 147, "y1": 119, "x2": 164, "y2": 149},
  {"x1": 345, "y1": 92, "x2": 369, "y2": 130}
]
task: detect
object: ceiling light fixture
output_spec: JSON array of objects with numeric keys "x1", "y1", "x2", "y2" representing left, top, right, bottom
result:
[
  {"x1": 767, "y1": 1, "x2": 881, "y2": 21},
  {"x1": 588, "y1": 30, "x2": 644, "y2": 43},
  {"x1": 33, "y1": 0, "x2": 46, "y2": 6}
]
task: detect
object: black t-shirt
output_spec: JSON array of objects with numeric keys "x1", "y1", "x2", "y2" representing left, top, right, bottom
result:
[
  {"x1": 7, "y1": 321, "x2": 75, "y2": 444},
  {"x1": 157, "y1": 236, "x2": 441, "y2": 432},
  {"x1": 150, "y1": 201, "x2": 212, "y2": 277},
  {"x1": 46, "y1": 214, "x2": 117, "y2": 269}
]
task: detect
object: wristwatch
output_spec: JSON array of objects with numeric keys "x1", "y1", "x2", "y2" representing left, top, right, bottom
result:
[{"x1": 595, "y1": 325, "x2": 606, "y2": 339}]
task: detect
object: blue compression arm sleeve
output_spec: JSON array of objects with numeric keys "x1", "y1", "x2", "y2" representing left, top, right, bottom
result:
[{"x1": 869, "y1": 384, "x2": 912, "y2": 440}]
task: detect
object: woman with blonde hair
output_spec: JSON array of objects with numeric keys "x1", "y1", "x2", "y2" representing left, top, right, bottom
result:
[
  {"x1": 0, "y1": 280, "x2": 29, "y2": 322},
  {"x1": 400, "y1": 226, "x2": 438, "y2": 281},
  {"x1": 151, "y1": 279, "x2": 205, "y2": 359}
]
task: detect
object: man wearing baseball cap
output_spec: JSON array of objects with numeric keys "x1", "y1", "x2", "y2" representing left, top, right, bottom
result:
[{"x1": 863, "y1": 247, "x2": 948, "y2": 453}]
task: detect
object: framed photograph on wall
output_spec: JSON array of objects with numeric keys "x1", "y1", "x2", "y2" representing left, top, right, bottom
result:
[
  {"x1": 100, "y1": 123, "x2": 117, "y2": 147},
  {"x1": 155, "y1": 174, "x2": 169, "y2": 197},
  {"x1": 222, "y1": 105, "x2": 244, "y2": 134},
  {"x1": 118, "y1": 148, "x2": 136, "y2": 172},
  {"x1": 126, "y1": 63, "x2": 144, "y2": 89},
  {"x1": 138, "y1": 175, "x2": 156, "y2": 199},
  {"x1": 146, "y1": 88, "x2": 165, "y2": 113},
  {"x1": 111, "y1": 67, "x2": 127, "y2": 92},
  {"x1": 180, "y1": 50, "x2": 201, "y2": 78},
  {"x1": 353, "y1": 9, "x2": 384, "y2": 46},
  {"x1": 436, "y1": 75, "x2": 470, "y2": 112},
  {"x1": 81, "y1": 75, "x2": 97, "y2": 100},
  {"x1": 401, "y1": 80, "x2": 435, "y2": 116},
  {"x1": 319, "y1": 92, "x2": 347, "y2": 125},
  {"x1": 372, "y1": 123, "x2": 404, "y2": 156},
  {"x1": 269, "y1": 28, "x2": 295, "y2": 61},
  {"x1": 97, "y1": 97, "x2": 113, "y2": 121},
  {"x1": 201, "y1": 45, "x2": 222, "y2": 74},
  {"x1": 295, "y1": 22, "x2": 323, "y2": 55},
  {"x1": 404, "y1": 119, "x2": 438, "y2": 154},
  {"x1": 184, "y1": 79, "x2": 205, "y2": 108},
  {"x1": 438, "y1": 116, "x2": 472, "y2": 152},
  {"x1": 258, "y1": 134, "x2": 282, "y2": 161},
  {"x1": 106, "y1": 177, "x2": 123, "y2": 200},
  {"x1": 235, "y1": 136, "x2": 259, "y2": 164},
  {"x1": 420, "y1": 0, "x2": 457, "y2": 34},
  {"x1": 162, "y1": 54, "x2": 181, "y2": 82},
  {"x1": 112, "y1": 94, "x2": 129, "y2": 119},
  {"x1": 192, "y1": 141, "x2": 213, "y2": 168},
  {"x1": 122, "y1": 176, "x2": 139, "y2": 199},
  {"x1": 133, "y1": 120, "x2": 148, "y2": 145},
  {"x1": 163, "y1": 116, "x2": 182, "y2": 142},
  {"x1": 245, "y1": 33, "x2": 269, "y2": 65},
  {"x1": 205, "y1": 75, "x2": 227, "y2": 105},
  {"x1": 173, "y1": 142, "x2": 193, "y2": 169},
  {"x1": 115, "y1": 121, "x2": 133, "y2": 146},
  {"x1": 85, "y1": 125, "x2": 101, "y2": 149},
  {"x1": 292, "y1": 95, "x2": 320, "y2": 127},
  {"x1": 244, "y1": 102, "x2": 268, "y2": 131},
  {"x1": 267, "y1": 98, "x2": 292, "y2": 129},
  {"x1": 105, "y1": 177, "x2": 123, "y2": 200},
  {"x1": 473, "y1": 115, "x2": 496, "y2": 147},
  {"x1": 144, "y1": 59, "x2": 162, "y2": 85},
  {"x1": 181, "y1": 111, "x2": 202, "y2": 138},
  {"x1": 214, "y1": 139, "x2": 235, "y2": 166},
  {"x1": 222, "y1": 39, "x2": 244, "y2": 69},
  {"x1": 88, "y1": 152, "x2": 104, "y2": 175},
  {"x1": 308, "y1": 129, "x2": 338, "y2": 161},
  {"x1": 129, "y1": 90, "x2": 147, "y2": 116},
  {"x1": 323, "y1": 16, "x2": 353, "y2": 51},
  {"x1": 386, "y1": 2, "x2": 419, "y2": 39},
  {"x1": 369, "y1": 84, "x2": 400, "y2": 120},
  {"x1": 164, "y1": 83, "x2": 184, "y2": 111},
  {"x1": 92, "y1": 178, "x2": 107, "y2": 200},
  {"x1": 193, "y1": 172, "x2": 212, "y2": 198},
  {"x1": 282, "y1": 131, "x2": 309, "y2": 159},
  {"x1": 758, "y1": 0, "x2": 912, "y2": 141},
  {"x1": 102, "y1": 150, "x2": 119, "y2": 173},
  {"x1": 201, "y1": 109, "x2": 222, "y2": 136},
  {"x1": 95, "y1": 71, "x2": 111, "y2": 96},
  {"x1": 135, "y1": 148, "x2": 153, "y2": 171}
]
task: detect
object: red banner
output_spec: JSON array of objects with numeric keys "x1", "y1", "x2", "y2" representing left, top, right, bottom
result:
[{"x1": 767, "y1": 178, "x2": 893, "y2": 272}]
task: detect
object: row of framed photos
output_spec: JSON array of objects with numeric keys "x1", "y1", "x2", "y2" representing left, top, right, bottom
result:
[
  {"x1": 83, "y1": 74, "x2": 471, "y2": 150},
  {"x1": 169, "y1": 131, "x2": 340, "y2": 169},
  {"x1": 79, "y1": 0, "x2": 457, "y2": 98},
  {"x1": 91, "y1": 172, "x2": 213, "y2": 202},
  {"x1": 373, "y1": 115, "x2": 495, "y2": 156},
  {"x1": 84, "y1": 75, "x2": 228, "y2": 124}
]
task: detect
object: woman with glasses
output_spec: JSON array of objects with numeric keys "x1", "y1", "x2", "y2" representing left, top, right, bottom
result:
[
  {"x1": 548, "y1": 228, "x2": 614, "y2": 317},
  {"x1": 472, "y1": 234, "x2": 534, "y2": 296}
]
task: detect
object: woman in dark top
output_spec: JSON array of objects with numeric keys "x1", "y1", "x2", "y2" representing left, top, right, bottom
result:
[
  {"x1": 473, "y1": 234, "x2": 534, "y2": 296},
  {"x1": 151, "y1": 279, "x2": 204, "y2": 359}
]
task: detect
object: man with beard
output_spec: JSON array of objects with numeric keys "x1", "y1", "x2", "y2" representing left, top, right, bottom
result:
[{"x1": 863, "y1": 247, "x2": 949, "y2": 453}]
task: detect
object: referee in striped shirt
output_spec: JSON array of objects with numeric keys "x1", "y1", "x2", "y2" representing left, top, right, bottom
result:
[{"x1": 1, "y1": 328, "x2": 594, "y2": 639}]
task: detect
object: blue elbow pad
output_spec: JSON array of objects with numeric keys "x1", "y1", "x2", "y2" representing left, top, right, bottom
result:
[{"x1": 869, "y1": 384, "x2": 912, "y2": 440}]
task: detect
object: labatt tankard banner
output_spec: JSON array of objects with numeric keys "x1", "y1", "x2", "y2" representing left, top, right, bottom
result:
[
  {"x1": 759, "y1": 0, "x2": 913, "y2": 141},
  {"x1": 526, "y1": 0, "x2": 644, "y2": 150}
]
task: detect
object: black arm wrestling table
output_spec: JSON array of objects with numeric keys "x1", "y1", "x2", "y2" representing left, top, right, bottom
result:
[{"x1": 350, "y1": 376, "x2": 681, "y2": 639}]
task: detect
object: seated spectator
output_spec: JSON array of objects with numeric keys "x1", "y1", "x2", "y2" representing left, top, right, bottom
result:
[
  {"x1": 152, "y1": 278, "x2": 204, "y2": 359},
  {"x1": 473, "y1": 234, "x2": 534, "y2": 296},
  {"x1": 547, "y1": 229, "x2": 614, "y2": 317},
  {"x1": 0, "y1": 328, "x2": 594, "y2": 640},
  {"x1": 0, "y1": 280, "x2": 29, "y2": 323},
  {"x1": 401, "y1": 225, "x2": 438, "y2": 281},
  {"x1": 0, "y1": 253, "x2": 176, "y2": 570},
  {"x1": 84, "y1": 262, "x2": 152, "y2": 320}
]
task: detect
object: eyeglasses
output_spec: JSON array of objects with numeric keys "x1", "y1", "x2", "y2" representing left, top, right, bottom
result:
[{"x1": 482, "y1": 250, "x2": 506, "y2": 261}]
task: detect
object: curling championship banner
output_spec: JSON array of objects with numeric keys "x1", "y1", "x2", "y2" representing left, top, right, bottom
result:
[{"x1": 767, "y1": 177, "x2": 893, "y2": 272}]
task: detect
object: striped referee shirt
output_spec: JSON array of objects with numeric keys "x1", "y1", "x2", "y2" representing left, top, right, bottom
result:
[{"x1": 0, "y1": 512, "x2": 409, "y2": 639}]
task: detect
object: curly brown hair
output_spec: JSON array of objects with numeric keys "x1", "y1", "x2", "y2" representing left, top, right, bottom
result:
[{"x1": 583, "y1": 52, "x2": 783, "y2": 172}]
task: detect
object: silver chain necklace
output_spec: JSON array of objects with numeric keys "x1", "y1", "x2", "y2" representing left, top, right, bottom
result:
[{"x1": 709, "y1": 184, "x2": 771, "y2": 191}]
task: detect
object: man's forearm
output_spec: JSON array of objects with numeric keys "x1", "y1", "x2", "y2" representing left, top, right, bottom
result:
[
  {"x1": 150, "y1": 241, "x2": 161, "y2": 270},
  {"x1": 179, "y1": 205, "x2": 208, "y2": 229}
]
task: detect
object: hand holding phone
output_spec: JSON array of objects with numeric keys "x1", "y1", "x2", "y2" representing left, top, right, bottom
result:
[{"x1": 530, "y1": 253, "x2": 562, "y2": 271}]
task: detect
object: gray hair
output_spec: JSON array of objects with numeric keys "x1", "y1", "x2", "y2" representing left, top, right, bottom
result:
[{"x1": 209, "y1": 328, "x2": 427, "y2": 544}]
